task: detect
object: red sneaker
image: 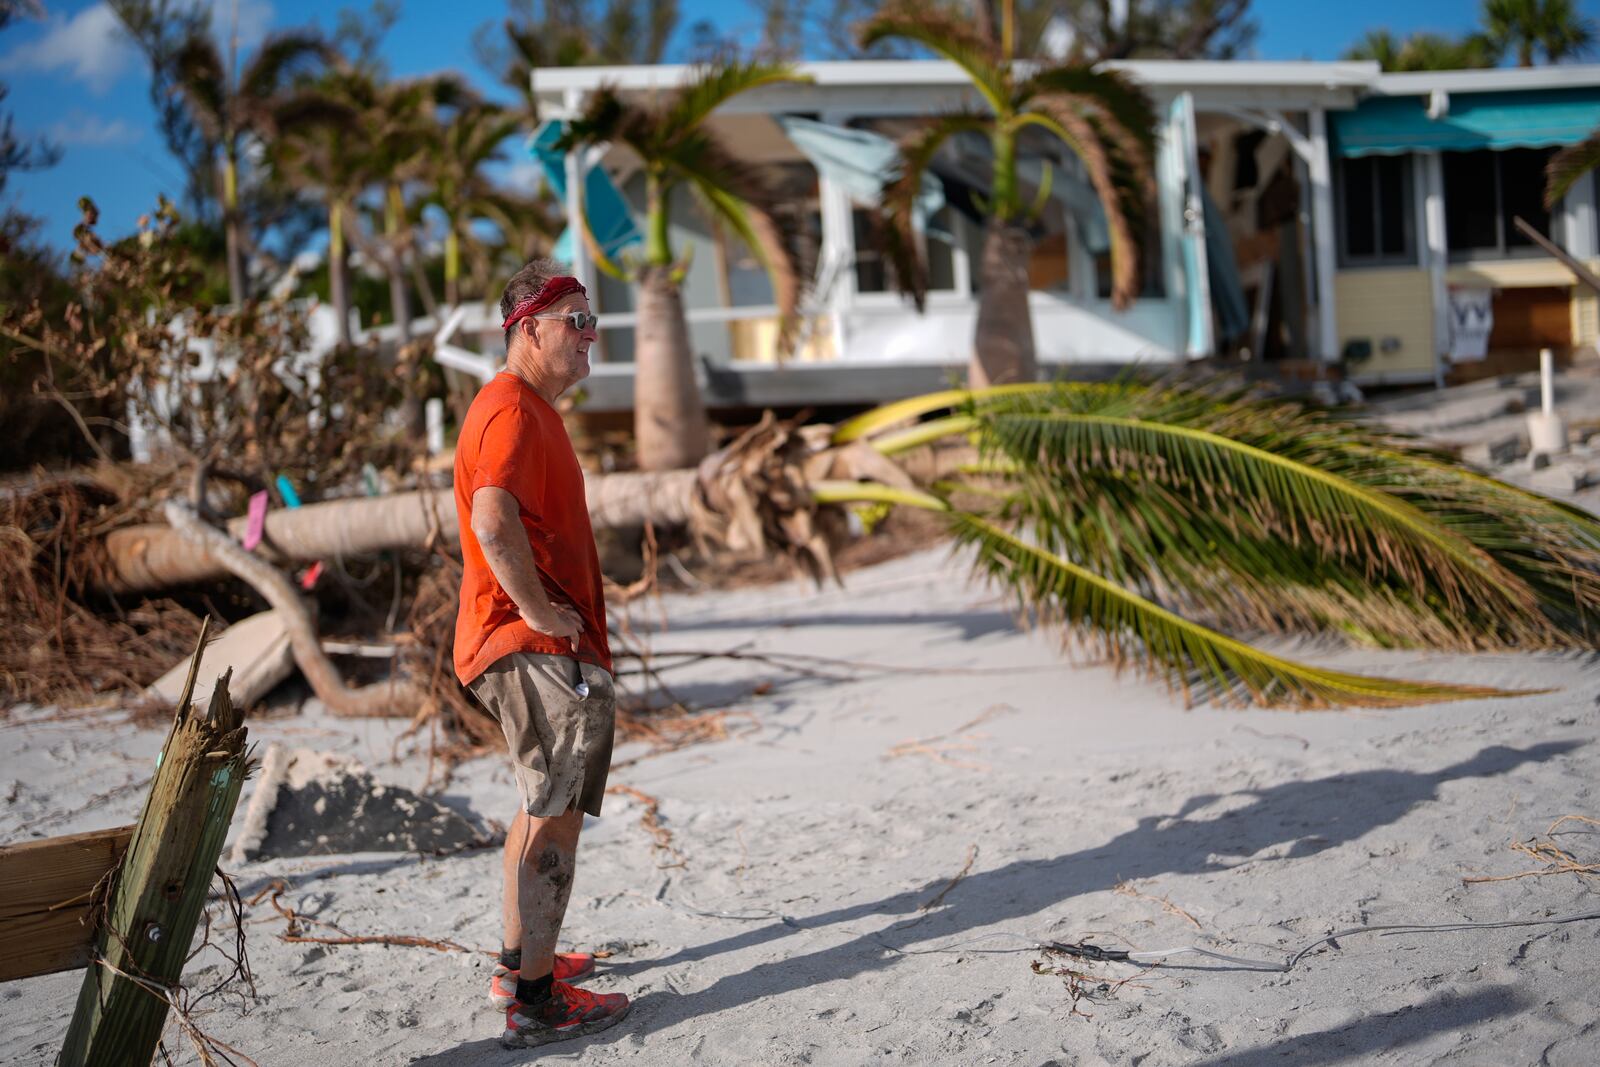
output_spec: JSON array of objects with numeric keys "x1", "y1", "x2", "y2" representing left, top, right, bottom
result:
[
  {"x1": 488, "y1": 953, "x2": 597, "y2": 1009},
  {"x1": 500, "y1": 980, "x2": 630, "y2": 1049}
]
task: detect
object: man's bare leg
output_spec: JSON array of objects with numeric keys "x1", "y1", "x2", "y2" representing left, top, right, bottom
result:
[{"x1": 502, "y1": 805, "x2": 584, "y2": 981}]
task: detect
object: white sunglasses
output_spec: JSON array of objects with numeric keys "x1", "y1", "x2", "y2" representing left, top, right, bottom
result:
[{"x1": 531, "y1": 311, "x2": 598, "y2": 331}]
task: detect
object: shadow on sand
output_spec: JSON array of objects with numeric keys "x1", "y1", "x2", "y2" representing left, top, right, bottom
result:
[{"x1": 408, "y1": 741, "x2": 1577, "y2": 1065}]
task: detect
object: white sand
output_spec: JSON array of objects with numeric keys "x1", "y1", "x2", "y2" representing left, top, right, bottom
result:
[{"x1": 4, "y1": 547, "x2": 1599, "y2": 1065}]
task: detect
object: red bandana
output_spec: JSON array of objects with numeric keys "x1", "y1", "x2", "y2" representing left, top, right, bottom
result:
[{"x1": 501, "y1": 276, "x2": 588, "y2": 331}]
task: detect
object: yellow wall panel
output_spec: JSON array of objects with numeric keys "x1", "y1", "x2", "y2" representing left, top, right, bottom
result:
[
  {"x1": 1573, "y1": 287, "x2": 1599, "y2": 347},
  {"x1": 1333, "y1": 268, "x2": 1436, "y2": 383}
]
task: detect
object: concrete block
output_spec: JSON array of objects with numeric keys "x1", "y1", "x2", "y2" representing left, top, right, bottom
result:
[
  {"x1": 1530, "y1": 464, "x2": 1592, "y2": 495},
  {"x1": 1462, "y1": 435, "x2": 1527, "y2": 467}
]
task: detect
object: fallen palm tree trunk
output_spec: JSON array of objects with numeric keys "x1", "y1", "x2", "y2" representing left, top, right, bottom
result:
[
  {"x1": 100, "y1": 468, "x2": 698, "y2": 593},
  {"x1": 58, "y1": 621, "x2": 250, "y2": 1067}
]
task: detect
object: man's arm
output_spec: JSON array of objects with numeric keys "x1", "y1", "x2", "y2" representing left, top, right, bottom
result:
[{"x1": 470, "y1": 486, "x2": 583, "y2": 652}]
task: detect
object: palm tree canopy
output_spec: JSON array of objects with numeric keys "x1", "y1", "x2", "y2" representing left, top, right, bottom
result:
[
  {"x1": 830, "y1": 377, "x2": 1600, "y2": 707},
  {"x1": 554, "y1": 61, "x2": 812, "y2": 341},
  {"x1": 1483, "y1": 0, "x2": 1597, "y2": 65},
  {"x1": 1342, "y1": 28, "x2": 1500, "y2": 70},
  {"x1": 173, "y1": 29, "x2": 333, "y2": 146},
  {"x1": 859, "y1": 0, "x2": 1158, "y2": 310}
]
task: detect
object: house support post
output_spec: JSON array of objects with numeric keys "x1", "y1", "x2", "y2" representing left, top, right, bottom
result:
[
  {"x1": 563, "y1": 88, "x2": 592, "y2": 294},
  {"x1": 1420, "y1": 152, "x2": 1449, "y2": 388},
  {"x1": 1307, "y1": 107, "x2": 1339, "y2": 367}
]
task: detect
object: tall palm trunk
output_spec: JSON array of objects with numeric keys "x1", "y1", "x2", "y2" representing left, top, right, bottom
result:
[
  {"x1": 221, "y1": 153, "x2": 246, "y2": 306},
  {"x1": 384, "y1": 183, "x2": 416, "y2": 340},
  {"x1": 384, "y1": 182, "x2": 424, "y2": 436},
  {"x1": 444, "y1": 227, "x2": 460, "y2": 308},
  {"x1": 634, "y1": 263, "x2": 711, "y2": 471},
  {"x1": 328, "y1": 201, "x2": 352, "y2": 346},
  {"x1": 971, "y1": 222, "x2": 1038, "y2": 388}
]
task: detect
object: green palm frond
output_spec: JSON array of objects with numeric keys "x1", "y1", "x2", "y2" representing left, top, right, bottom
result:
[
  {"x1": 664, "y1": 61, "x2": 811, "y2": 139},
  {"x1": 173, "y1": 33, "x2": 228, "y2": 141},
  {"x1": 668, "y1": 134, "x2": 802, "y2": 348},
  {"x1": 823, "y1": 378, "x2": 1600, "y2": 704},
  {"x1": 1015, "y1": 65, "x2": 1158, "y2": 192},
  {"x1": 1546, "y1": 128, "x2": 1600, "y2": 207},
  {"x1": 878, "y1": 112, "x2": 992, "y2": 311},
  {"x1": 950, "y1": 512, "x2": 1528, "y2": 708},
  {"x1": 978, "y1": 406, "x2": 1538, "y2": 616},
  {"x1": 858, "y1": 7, "x2": 1010, "y2": 116},
  {"x1": 238, "y1": 32, "x2": 332, "y2": 106},
  {"x1": 1014, "y1": 104, "x2": 1144, "y2": 309}
]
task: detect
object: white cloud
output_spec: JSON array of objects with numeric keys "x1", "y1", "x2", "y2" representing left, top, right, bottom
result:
[
  {"x1": 49, "y1": 112, "x2": 140, "y2": 146},
  {"x1": 0, "y1": 2, "x2": 277, "y2": 96},
  {"x1": 0, "y1": 4, "x2": 136, "y2": 95}
]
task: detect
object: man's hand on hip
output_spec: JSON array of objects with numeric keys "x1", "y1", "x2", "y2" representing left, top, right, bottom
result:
[{"x1": 522, "y1": 601, "x2": 583, "y2": 653}]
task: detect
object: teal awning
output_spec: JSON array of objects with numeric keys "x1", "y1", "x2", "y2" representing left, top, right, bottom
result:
[
  {"x1": 529, "y1": 120, "x2": 643, "y2": 263},
  {"x1": 1330, "y1": 88, "x2": 1600, "y2": 157}
]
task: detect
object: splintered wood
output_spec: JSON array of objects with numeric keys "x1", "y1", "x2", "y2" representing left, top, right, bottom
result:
[{"x1": 59, "y1": 618, "x2": 252, "y2": 1067}]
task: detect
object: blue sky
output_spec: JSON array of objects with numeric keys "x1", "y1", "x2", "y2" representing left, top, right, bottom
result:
[{"x1": 4, "y1": 0, "x2": 1597, "y2": 249}]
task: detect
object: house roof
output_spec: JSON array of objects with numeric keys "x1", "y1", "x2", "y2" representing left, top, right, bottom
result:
[
  {"x1": 1373, "y1": 65, "x2": 1600, "y2": 96},
  {"x1": 531, "y1": 59, "x2": 1379, "y2": 115}
]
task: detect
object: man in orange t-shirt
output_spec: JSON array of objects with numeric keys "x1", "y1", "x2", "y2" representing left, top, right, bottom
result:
[{"x1": 454, "y1": 258, "x2": 629, "y2": 1049}]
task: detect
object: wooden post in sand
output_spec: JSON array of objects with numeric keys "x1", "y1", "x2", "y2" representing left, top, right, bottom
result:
[{"x1": 57, "y1": 619, "x2": 251, "y2": 1067}]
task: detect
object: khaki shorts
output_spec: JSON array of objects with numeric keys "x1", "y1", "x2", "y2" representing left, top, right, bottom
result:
[{"x1": 469, "y1": 652, "x2": 617, "y2": 818}]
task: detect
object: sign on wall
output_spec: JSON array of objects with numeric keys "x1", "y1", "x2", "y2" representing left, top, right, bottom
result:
[{"x1": 1448, "y1": 287, "x2": 1494, "y2": 362}]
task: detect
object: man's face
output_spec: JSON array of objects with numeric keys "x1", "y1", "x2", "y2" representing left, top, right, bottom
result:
[{"x1": 525, "y1": 292, "x2": 597, "y2": 391}]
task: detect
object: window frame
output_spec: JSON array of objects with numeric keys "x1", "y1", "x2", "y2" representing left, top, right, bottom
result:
[
  {"x1": 1335, "y1": 153, "x2": 1417, "y2": 269},
  {"x1": 1443, "y1": 147, "x2": 1560, "y2": 263}
]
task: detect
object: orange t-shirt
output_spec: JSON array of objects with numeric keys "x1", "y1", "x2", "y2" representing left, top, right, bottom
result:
[{"x1": 453, "y1": 373, "x2": 611, "y2": 685}]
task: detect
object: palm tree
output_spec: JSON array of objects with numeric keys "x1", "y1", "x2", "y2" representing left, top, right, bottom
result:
[
  {"x1": 820, "y1": 379, "x2": 1600, "y2": 705},
  {"x1": 106, "y1": 377, "x2": 1600, "y2": 708},
  {"x1": 1343, "y1": 29, "x2": 1499, "y2": 70},
  {"x1": 1483, "y1": 0, "x2": 1596, "y2": 66},
  {"x1": 271, "y1": 75, "x2": 365, "y2": 344},
  {"x1": 859, "y1": 0, "x2": 1158, "y2": 389},
  {"x1": 418, "y1": 101, "x2": 554, "y2": 307},
  {"x1": 172, "y1": 28, "x2": 332, "y2": 305},
  {"x1": 555, "y1": 61, "x2": 812, "y2": 471}
]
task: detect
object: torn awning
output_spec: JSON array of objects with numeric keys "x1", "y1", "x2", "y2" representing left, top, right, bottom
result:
[
  {"x1": 529, "y1": 120, "x2": 643, "y2": 262},
  {"x1": 1330, "y1": 88, "x2": 1600, "y2": 158},
  {"x1": 776, "y1": 116, "x2": 945, "y2": 217}
]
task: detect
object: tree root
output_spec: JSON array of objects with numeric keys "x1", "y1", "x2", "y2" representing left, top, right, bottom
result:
[{"x1": 163, "y1": 500, "x2": 431, "y2": 718}]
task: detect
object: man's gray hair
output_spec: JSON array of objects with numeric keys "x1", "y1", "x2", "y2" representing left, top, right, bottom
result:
[{"x1": 500, "y1": 257, "x2": 573, "y2": 349}]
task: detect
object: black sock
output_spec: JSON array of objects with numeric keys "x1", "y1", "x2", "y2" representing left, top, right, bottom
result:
[
  {"x1": 516, "y1": 973, "x2": 554, "y2": 1004},
  {"x1": 499, "y1": 947, "x2": 522, "y2": 971}
]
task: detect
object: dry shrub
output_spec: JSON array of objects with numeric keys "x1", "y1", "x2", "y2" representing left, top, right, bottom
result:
[{"x1": 0, "y1": 478, "x2": 202, "y2": 706}]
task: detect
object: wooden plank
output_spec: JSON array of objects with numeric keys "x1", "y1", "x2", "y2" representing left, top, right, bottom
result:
[{"x1": 0, "y1": 826, "x2": 135, "y2": 982}]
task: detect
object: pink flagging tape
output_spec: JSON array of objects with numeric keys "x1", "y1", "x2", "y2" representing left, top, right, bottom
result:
[{"x1": 243, "y1": 490, "x2": 269, "y2": 551}]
